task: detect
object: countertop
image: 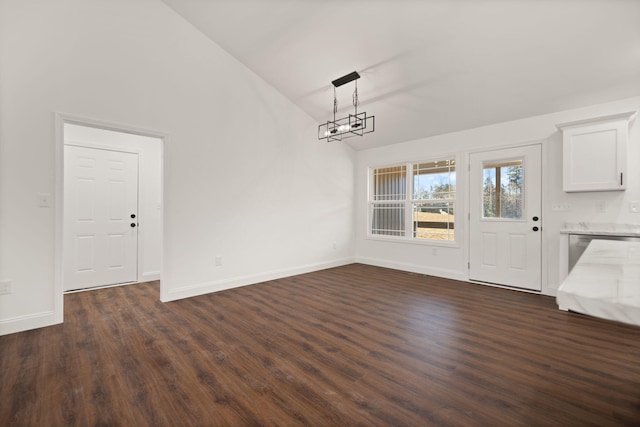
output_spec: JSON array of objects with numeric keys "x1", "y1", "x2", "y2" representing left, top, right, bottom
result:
[
  {"x1": 560, "y1": 222, "x2": 640, "y2": 237},
  {"x1": 557, "y1": 239, "x2": 640, "y2": 326}
]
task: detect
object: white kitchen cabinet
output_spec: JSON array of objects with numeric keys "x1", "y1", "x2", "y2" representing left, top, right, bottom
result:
[{"x1": 557, "y1": 111, "x2": 636, "y2": 192}]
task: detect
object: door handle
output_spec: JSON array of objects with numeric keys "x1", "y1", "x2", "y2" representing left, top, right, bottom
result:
[
  {"x1": 532, "y1": 216, "x2": 539, "y2": 221},
  {"x1": 532, "y1": 226, "x2": 539, "y2": 232},
  {"x1": 130, "y1": 223, "x2": 137, "y2": 228}
]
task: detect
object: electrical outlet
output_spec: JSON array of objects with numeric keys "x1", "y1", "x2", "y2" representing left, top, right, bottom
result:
[
  {"x1": 0, "y1": 281, "x2": 12, "y2": 295},
  {"x1": 630, "y1": 201, "x2": 640, "y2": 213},
  {"x1": 596, "y1": 200, "x2": 606, "y2": 213},
  {"x1": 432, "y1": 248, "x2": 438, "y2": 256},
  {"x1": 215, "y1": 256, "x2": 222, "y2": 267},
  {"x1": 38, "y1": 193, "x2": 51, "y2": 208}
]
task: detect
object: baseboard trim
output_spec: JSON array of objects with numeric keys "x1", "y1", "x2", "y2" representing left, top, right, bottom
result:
[
  {"x1": 0, "y1": 311, "x2": 60, "y2": 336},
  {"x1": 355, "y1": 256, "x2": 467, "y2": 282},
  {"x1": 162, "y1": 257, "x2": 356, "y2": 302},
  {"x1": 141, "y1": 272, "x2": 161, "y2": 282}
]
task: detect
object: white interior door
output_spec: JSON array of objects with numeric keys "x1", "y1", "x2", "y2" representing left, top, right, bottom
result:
[
  {"x1": 469, "y1": 145, "x2": 541, "y2": 291},
  {"x1": 64, "y1": 145, "x2": 139, "y2": 291}
]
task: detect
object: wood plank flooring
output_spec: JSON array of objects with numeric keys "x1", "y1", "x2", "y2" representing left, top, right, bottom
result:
[{"x1": 1, "y1": 264, "x2": 639, "y2": 426}]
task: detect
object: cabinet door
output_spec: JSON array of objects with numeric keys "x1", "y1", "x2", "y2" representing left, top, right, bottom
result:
[{"x1": 562, "y1": 119, "x2": 627, "y2": 192}]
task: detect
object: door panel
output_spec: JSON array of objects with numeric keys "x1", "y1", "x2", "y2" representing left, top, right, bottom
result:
[
  {"x1": 77, "y1": 178, "x2": 95, "y2": 219},
  {"x1": 64, "y1": 145, "x2": 139, "y2": 291},
  {"x1": 509, "y1": 234, "x2": 526, "y2": 270},
  {"x1": 76, "y1": 236, "x2": 95, "y2": 271},
  {"x1": 469, "y1": 145, "x2": 541, "y2": 291},
  {"x1": 481, "y1": 233, "x2": 497, "y2": 266},
  {"x1": 107, "y1": 234, "x2": 126, "y2": 268}
]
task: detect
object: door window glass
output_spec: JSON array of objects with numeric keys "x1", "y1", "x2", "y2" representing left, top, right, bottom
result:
[{"x1": 482, "y1": 160, "x2": 523, "y2": 219}]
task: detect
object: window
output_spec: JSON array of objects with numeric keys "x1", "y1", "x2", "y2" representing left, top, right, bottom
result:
[
  {"x1": 412, "y1": 160, "x2": 456, "y2": 240},
  {"x1": 369, "y1": 158, "x2": 456, "y2": 242},
  {"x1": 371, "y1": 166, "x2": 407, "y2": 237}
]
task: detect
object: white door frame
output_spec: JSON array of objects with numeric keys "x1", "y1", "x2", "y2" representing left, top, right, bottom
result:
[
  {"x1": 466, "y1": 140, "x2": 548, "y2": 294},
  {"x1": 54, "y1": 113, "x2": 166, "y2": 323}
]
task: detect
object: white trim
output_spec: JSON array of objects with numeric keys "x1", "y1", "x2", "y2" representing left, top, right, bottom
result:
[
  {"x1": 58, "y1": 113, "x2": 170, "y2": 140},
  {"x1": 466, "y1": 139, "x2": 545, "y2": 157},
  {"x1": 366, "y1": 152, "x2": 460, "y2": 170},
  {"x1": 64, "y1": 279, "x2": 150, "y2": 294},
  {"x1": 54, "y1": 115, "x2": 65, "y2": 324},
  {"x1": 54, "y1": 112, "x2": 166, "y2": 328},
  {"x1": 141, "y1": 271, "x2": 161, "y2": 282},
  {"x1": 64, "y1": 140, "x2": 142, "y2": 155},
  {"x1": 555, "y1": 110, "x2": 637, "y2": 130},
  {"x1": 0, "y1": 311, "x2": 59, "y2": 336},
  {"x1": 356, "y1": 256, "x2": 547, "y2": 295},
  {"x1": 467, "y1": 279, "x2": 542, "y2": 294},
  {"x1": 364, "y1": 235, "x2": 460, "y2": 248},
  {"x1": 355, "y1": 256, "x2": 467, "y2": 282},
  {"x1": 162, "y1": 258, "x2": 356, "y2": 302},
  {"x1": 539, "y1": 140, "x2": 550, "y2": 297}
]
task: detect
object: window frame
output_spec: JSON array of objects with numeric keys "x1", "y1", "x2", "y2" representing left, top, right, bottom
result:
[{"x1": 368, "y1": 155, "x2": 459, "y2": 246}]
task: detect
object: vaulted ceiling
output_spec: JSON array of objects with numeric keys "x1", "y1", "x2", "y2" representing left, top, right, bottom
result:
[{"x1": 161, "y1": 0, "x2": 640, "y2": 150}]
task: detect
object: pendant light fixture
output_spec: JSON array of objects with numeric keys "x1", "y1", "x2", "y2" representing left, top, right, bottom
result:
[{"x1": 318, "y1": 71, "x2": 375, "y2": 142}]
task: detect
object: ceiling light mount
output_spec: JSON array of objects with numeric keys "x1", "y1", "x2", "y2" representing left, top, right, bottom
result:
[
  {"x1": 331, "y1": 71, "x2": 361, "y2": 88},
  {"x1": 318, "y1": 71, "x2": 375, "y2": 142}
]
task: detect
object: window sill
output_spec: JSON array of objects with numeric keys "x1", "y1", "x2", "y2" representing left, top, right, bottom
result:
[{"x1": 365, "y1": 235, "x2": 460, "y2": 249}]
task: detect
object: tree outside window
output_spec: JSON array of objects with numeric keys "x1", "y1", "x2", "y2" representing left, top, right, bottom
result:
[{"x1": 483, "y1": 161, "x2": 523, "y2": 219}]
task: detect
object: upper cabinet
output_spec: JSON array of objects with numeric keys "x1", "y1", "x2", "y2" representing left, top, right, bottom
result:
[{"x1": 557, "y1": 111, "x2": 636, "y2": 192}]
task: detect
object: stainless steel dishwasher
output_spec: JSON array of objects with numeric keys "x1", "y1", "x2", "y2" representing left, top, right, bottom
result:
[{"x1": 568, "y1": 234, "x2": 640, "y2": 271}]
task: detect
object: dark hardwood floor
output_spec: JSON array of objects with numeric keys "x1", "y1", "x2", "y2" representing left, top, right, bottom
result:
[{"x1": 1, "y1": 264, "x2": 639, "y2": 426}]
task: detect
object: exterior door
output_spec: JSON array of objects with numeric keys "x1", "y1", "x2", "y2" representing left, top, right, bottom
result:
[
  {"x1": 469, "y1": 145, "x2": 541, "y2": 291},
  {"x1": 64, "y1": 145, "x2": 139, "y2": 291}
]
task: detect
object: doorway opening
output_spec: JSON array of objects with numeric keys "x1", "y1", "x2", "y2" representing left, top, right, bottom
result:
[{"x1": 55, "y1": 116, "x2": 164, "y2": 320}]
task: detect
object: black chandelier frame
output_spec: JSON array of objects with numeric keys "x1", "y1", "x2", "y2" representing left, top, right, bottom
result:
[{"x1": 318, "y1": 71, "x2": 375, "y2": 142}]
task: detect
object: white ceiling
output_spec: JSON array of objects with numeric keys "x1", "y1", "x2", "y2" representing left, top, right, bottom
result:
[{"x1": 161, "y1": 0, "x2": 640, "y2": 150}]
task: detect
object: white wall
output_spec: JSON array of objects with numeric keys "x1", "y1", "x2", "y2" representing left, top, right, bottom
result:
[
  {"x1": 0, "y1": 0, "x2": 355, "y2": 335},
  {"x1": 356, "y1": 96, "x2": 640, "y2": 296},
  {"x1": 64, "y1": 123, "x2": 162, "y2": 282}
]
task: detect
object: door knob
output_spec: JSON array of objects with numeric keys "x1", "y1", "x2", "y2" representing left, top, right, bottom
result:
[
  {"x1": 131, "y1": 214, "x2": 136, "y2": 219},
  {"x1": 130, "y1": 223, "x2": 137, "y2": 228},
  {"x1": 532, "y1": 226, "x2": 539, "y2": 231},
  {"x1": 532, "y1": 216, "x2": 539, "y2": 221}
]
